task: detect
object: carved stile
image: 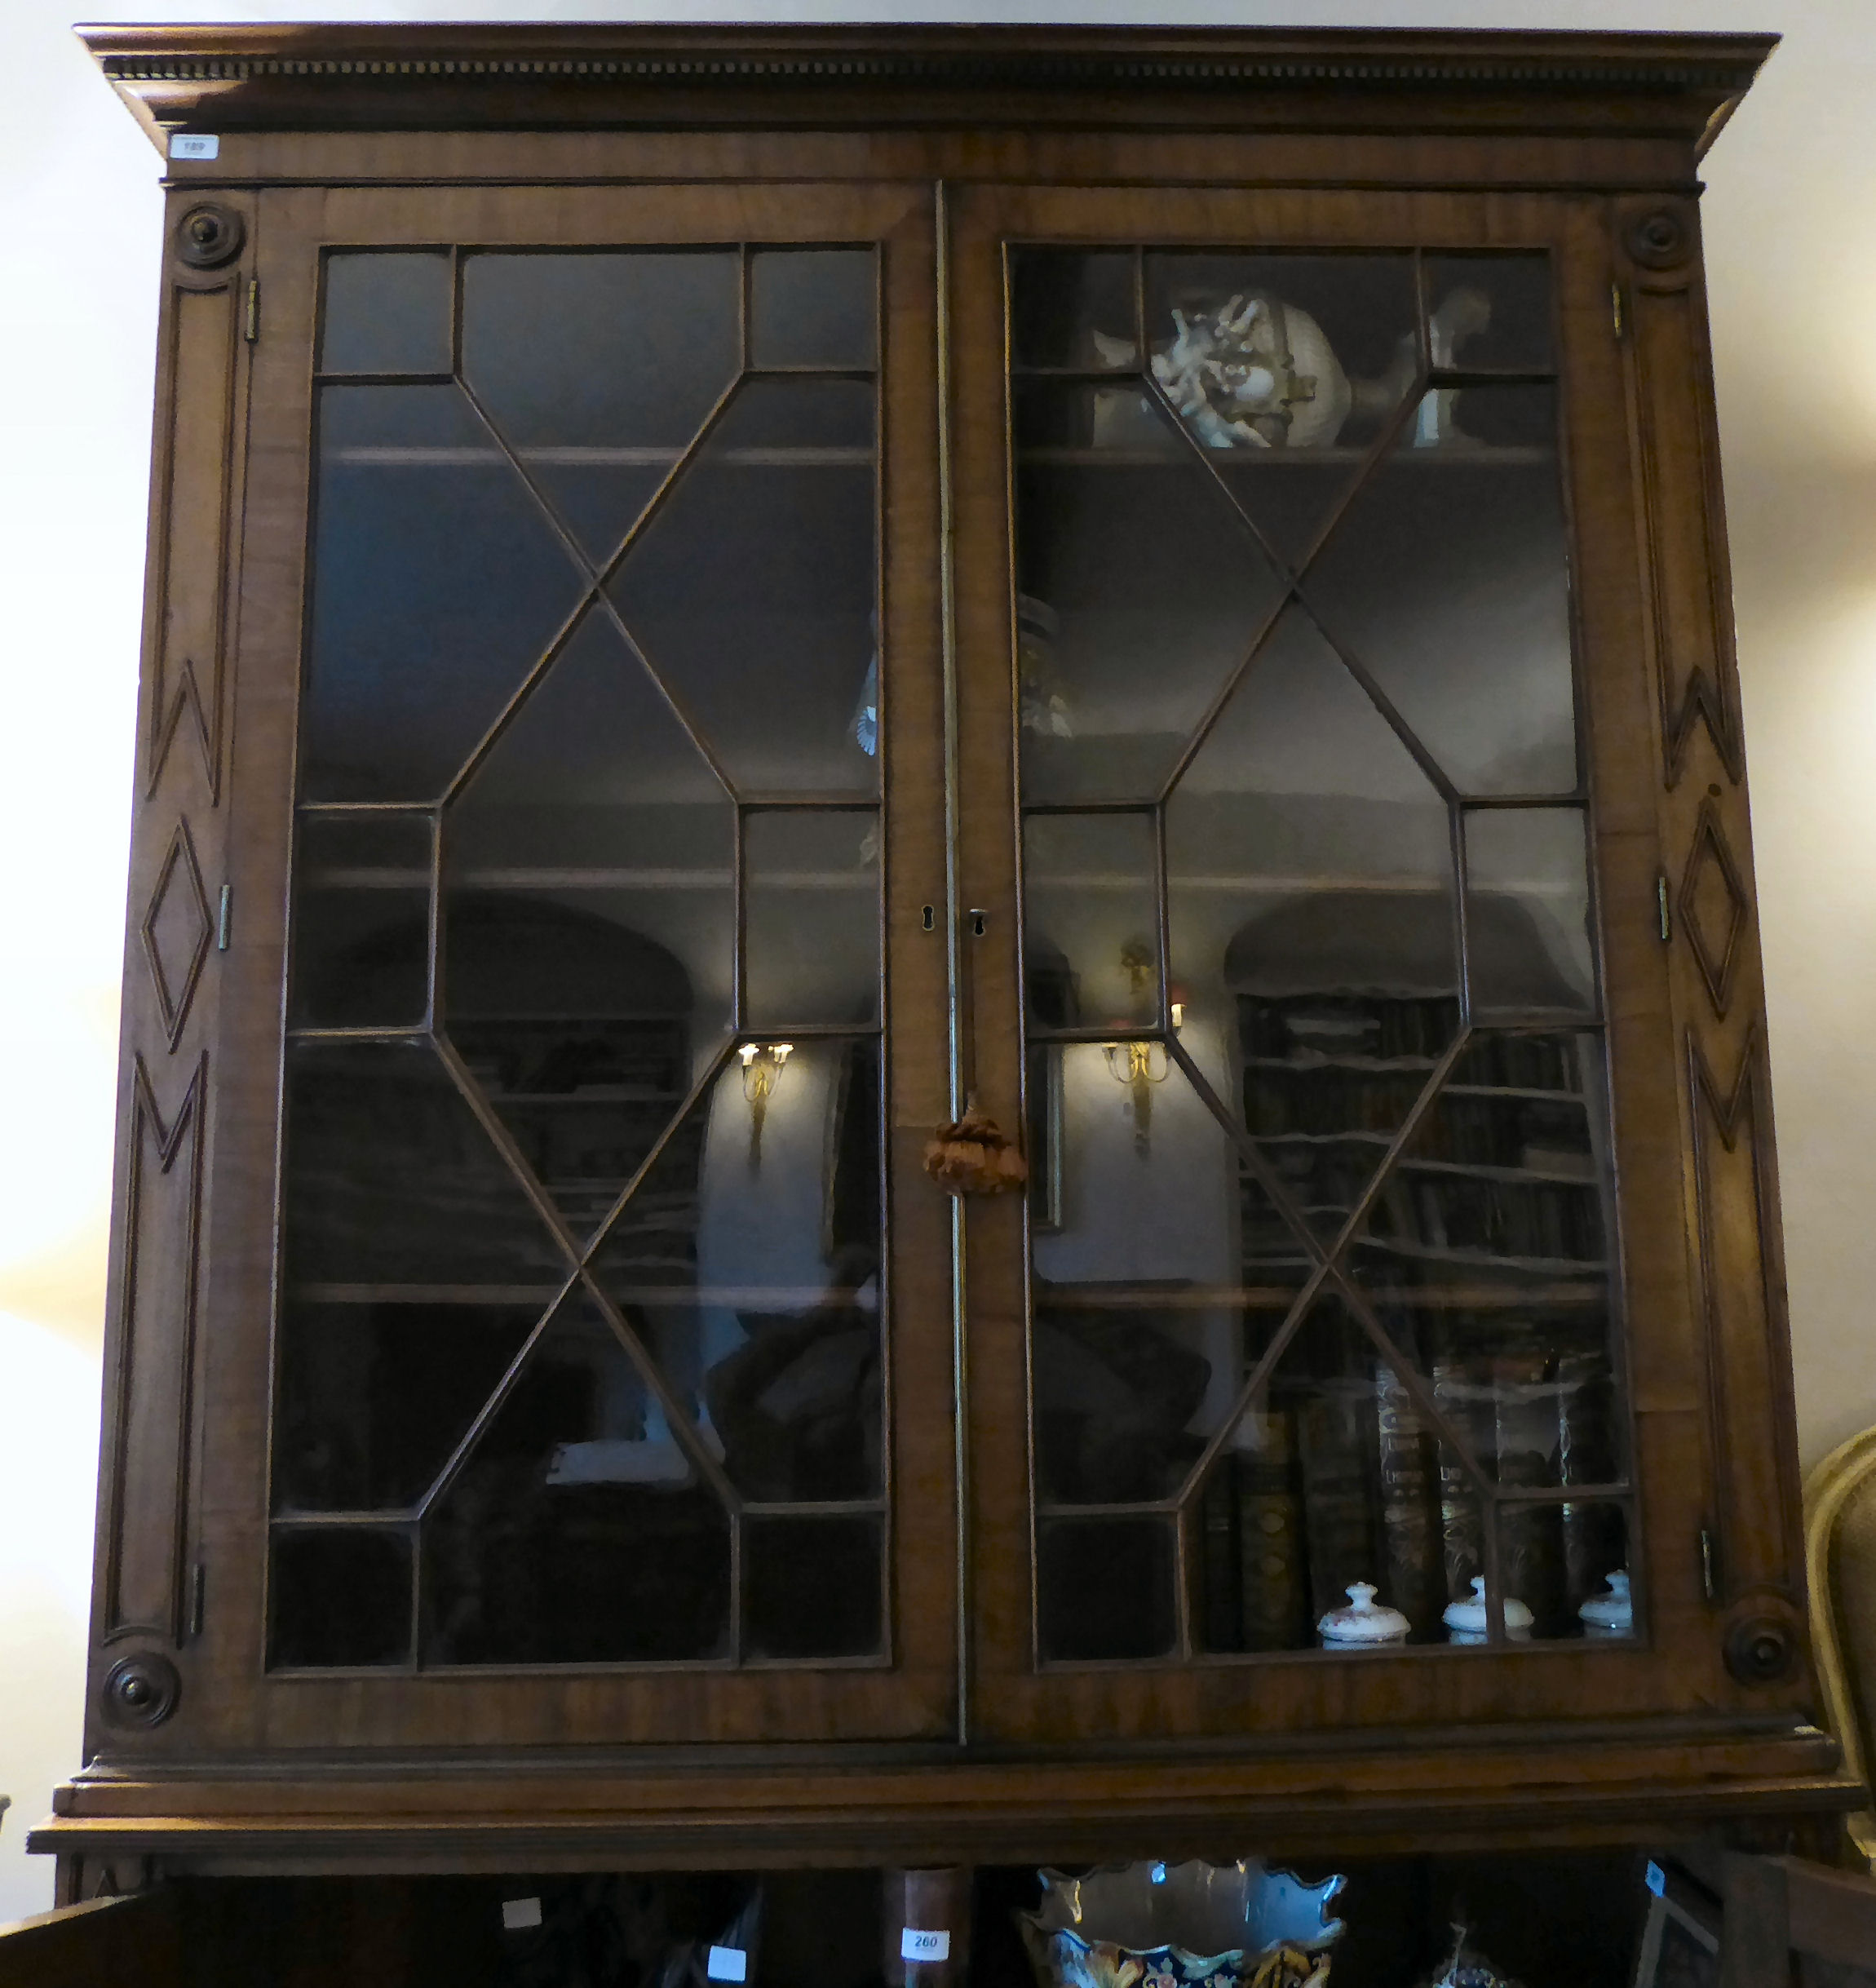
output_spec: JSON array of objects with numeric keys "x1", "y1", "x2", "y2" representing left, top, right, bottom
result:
[
  {"x1": 1621, "y1": 199, "x2": 1805, "y2": 1673},
  {"x1": 95, "y1": 213, "x2": 250, "y2": 1699}
]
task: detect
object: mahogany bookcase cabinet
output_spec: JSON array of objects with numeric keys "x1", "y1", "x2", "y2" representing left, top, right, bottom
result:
[{"x1": 38, "y1": 21, "x2": 1861, "y2": 1903}]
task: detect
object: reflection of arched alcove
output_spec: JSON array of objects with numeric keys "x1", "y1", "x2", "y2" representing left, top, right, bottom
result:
[
  {"x1": 443, "y1": 895, "x2": 701, "y2": 1254},
  {"x1": 1221, "y1": 886, "x2": 1573, "y2": 1004},
  {"x1": 299, "y1": 891, "x2": 702, "y2": 1245}
]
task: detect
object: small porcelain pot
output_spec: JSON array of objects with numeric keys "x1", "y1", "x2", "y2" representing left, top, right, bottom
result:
[
  {"x1": 1316, "y1": 1582, "x2": 1409, "y2": 1649},
  {"x1": 1442, "y1": 1576, "x2": 1533, "y2": 1645},
  {"x1": 1578, "y1": 1570, "x2": 1634, "y2": 1640}
]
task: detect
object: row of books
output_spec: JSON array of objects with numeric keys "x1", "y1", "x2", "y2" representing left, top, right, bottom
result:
[{"x1": 1200, "y1": 1347, "x2": 1626, "y2": 1650}]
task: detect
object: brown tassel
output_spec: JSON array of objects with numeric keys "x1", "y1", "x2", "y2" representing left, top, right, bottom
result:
[{"x1": 923, "y1": 1100, "x2": 1028, "y2": 1197}]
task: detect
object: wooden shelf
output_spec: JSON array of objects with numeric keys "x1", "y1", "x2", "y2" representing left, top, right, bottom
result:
[
  {"x1": 328, "y1": 445, "x2": 874, "y2": 468},
  {"x1": 291, "y1": 1282, "x2": 868, "y2": 1307},
  {"x1": 1042, "y1": 1278, "x2": 1607, "y2": 1308},
  {"x1": 1246, "y1": 1052, "x2": 1441, "y2": 1072},
  {"x1": 1020, "y1": 443, "x2": 1551, "y2": 467}
]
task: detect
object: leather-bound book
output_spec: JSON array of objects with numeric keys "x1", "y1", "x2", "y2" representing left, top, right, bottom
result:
[
  {"x1": 1375, "y1": 1363, "x2": 1445, "y2": 1640},
  {"x1": 1236, "y1": 1410, "x2": 1308, "y2": 1651},
  {"x1": 1432, "y1": 1352, "x2": 1489, "y2": 1605},
  {"x1": 1294, "y1": 1381, "x2": 1381, "y2": 1628},
  {"x1": 1201, "y1": 1453, "x2": 1243, "y2": 1653},
  {"x1": 1494, "y1": 1342, "x2": 1568, "y2": 1636}
]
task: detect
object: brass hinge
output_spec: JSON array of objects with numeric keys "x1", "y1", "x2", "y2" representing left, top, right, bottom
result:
[
  {"x1": 188, "y1": 1561, "x2": 206, "y2": 1638},
  {"x1": 217, "y1": 883, "x2": 232, "y2": 950},
  {"x1": 1699, "y1": 1526, "x2": 1718, "y2": 1604},
  {"x1": 1612, "y1": 281, "x2": 1625, "y2": 339},
  {"x1": 245, "y1": 277, "x2": 260, "y2": 343},
  {"x1": 1657, "y1": 874, "x2": 1671, "y2": 942}
]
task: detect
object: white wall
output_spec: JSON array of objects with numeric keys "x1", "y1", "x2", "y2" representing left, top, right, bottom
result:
[{"x1": 5, "y1": 0, "x2": 1874, "y2": 1924}]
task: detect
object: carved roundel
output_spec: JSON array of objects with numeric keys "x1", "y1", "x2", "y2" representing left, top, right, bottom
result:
[
  {"x1": 1626, "y1": 206, "x2": 1694, "y2": 272},
  {"x1": 1724, "y1": 1613, "x2": 1798, "y2": 1687},
  {"x1": 100, "y1": 1651, "x2": 181, "y2": 1729},
  {"x1": 175, "y1": 203, "x2": 246, "y2": 272}
]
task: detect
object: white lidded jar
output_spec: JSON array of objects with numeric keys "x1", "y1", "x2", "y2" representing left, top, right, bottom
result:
[
  {"x1": 1317, "y1": 1582, "x2": 1409, "y2": 1649},
  {"x1": 1442, "y1": 1575, "x2": 1533, "y2": 1645},
  {"x1": 1578, "y1": 1570, "x2": 1635, "y2": 1640}
]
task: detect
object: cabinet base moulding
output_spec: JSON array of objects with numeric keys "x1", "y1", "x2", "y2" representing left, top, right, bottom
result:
[{"x1": 32, "y1": 1725, "x2": 1859, "y2": 1874}]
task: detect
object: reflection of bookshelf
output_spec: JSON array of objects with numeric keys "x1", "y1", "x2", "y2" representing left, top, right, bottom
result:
[
  {"x1": 287, "y1": 894, "x2": 707, "y2": 1277},
  {"x1": 1205, "y1": 981, "x2": 1622, "y2": 1652},
  {"x1": 454, "y1": 1011, "x2": 697, "y2": 1238}
]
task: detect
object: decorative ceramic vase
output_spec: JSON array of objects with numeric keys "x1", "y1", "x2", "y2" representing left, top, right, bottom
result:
[
  {"x1": 1317, "y1": 1582, "x2": 1409, "y2": 1649},
  {"x1": 1020, "y1": 1860, "x2": 1345, "y2": 1988},
  {"x1": 1578, "y1": 1570, "x2": 1635, "y2": 1640},
  {"x1": 1442, "y1": 1576, "x2": 1533, "y2": 1645},
  {"x1": 1149, "y1": 292, "x2": 1352, "y2": 449}
]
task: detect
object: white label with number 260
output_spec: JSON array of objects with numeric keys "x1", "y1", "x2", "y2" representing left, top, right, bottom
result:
[{"x1": 901, "y1": 1930, "x2": 950, "y2": 1963}]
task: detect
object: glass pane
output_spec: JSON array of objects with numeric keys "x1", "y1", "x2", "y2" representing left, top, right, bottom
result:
[
  {"x1": 744, "y1": 810, "x2": 881, "y2": 1029},
  {"x1": 608, "y1": 379, "x2": 878, "y2": 798},
  {"x1": 273, "y1": 1299, "x2": 538, "y2": 1513},
  {"x1": 443, "y1": 605, "x2": 733, "y2": 1238},
  {"x1": 750, "y1": 249, "x2": 875, "y2": 369},
  {"x1": 1010, "y1": 249, "x2": 1136, "y2": 370},
  {"x1": 1465, "y1": 808, "x2": 1595, "y2": 1012},
  {"x1": 462, "y1": 250, "x2": 739, "y2": 565},
  {"x1": 1032, "y1": 1055, "x2": 1307, "y2": 1505},
  {"x1": 423, "y1": 1295, "x2": 732, "y2": 1664},
  {"x1": 302, "y1": 384, "x2": 586, "y2": 803},
  {"x1": 588, "y1": 1038, "x2": 883, "y2": 1503},
  {"x1": 290, "y1": 812, "x2": 431, "y2": 1029},
  {"x1": 320, "y1": 251, "x2": 452, "y2": 375},
  {"x1": 1422, "y1": 255, "x2": 1554, "y2": 371},
  {"x1": 744, "y1": 1514, "x2": 883, "y2": 1659},
  {"x1": 269, "y1": 1528, "x2": 411, "y2": 1667},
  {"x1": 1038, "y1": 1516, "x2": 1176, "y2": 1662},
  {"x1": 1023, "y1": 812, "x2": 1160, "y2": 1032},
  {"x1": 1307, "y1": 386, "x2": 1574, "y2": 795},
  {"x1": 1010, "y1": 237, "x2": 1628, "y2": 1671},
  {"x1": 281, "y1": 1039, "x2": 566, "y2": 1290},
  {"x1": 1167, "y1": 606, "x2": 1458, "y2": 1243},
  {"x1": 1346, "y1": 1026, "x2": 1621, "y2": 1640},
  {"x1": 1013, "y1": 382, "x2": 1285, "y2": 806}
]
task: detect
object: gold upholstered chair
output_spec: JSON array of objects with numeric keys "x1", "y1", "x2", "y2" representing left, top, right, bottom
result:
[{"x1": 1804, "y1": 1425, "x2": 1876, "y2": 1871}]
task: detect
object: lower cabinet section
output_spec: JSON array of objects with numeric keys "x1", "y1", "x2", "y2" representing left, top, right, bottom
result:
[{"x1": 2, "y1": 1856, "x2": 1670, "y2": 1988}]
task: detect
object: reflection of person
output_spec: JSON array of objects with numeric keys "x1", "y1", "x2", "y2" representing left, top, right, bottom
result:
[{"x1": 704, "y1": 1243, "x2": 882, "y2": 1502}]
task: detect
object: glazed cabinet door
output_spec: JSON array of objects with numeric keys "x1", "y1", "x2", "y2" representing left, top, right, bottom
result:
[
  {"x1": 98, "y1": 181, "x2": 958, "y2": 1757},
  {"x1": 947, "y1": 184, "x2": 1800, "y2": 1744}
]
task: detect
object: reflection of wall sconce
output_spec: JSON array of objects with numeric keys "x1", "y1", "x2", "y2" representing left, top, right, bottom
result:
[
  {"x1": 1103, "y1": 1039, "x2": 1169, "y2": 1157},
  {"x1": 739, "y1": 1042, "x2": 792, "y2": 1167},
  {"x1": 1119, "y1": 939, "x2": 1156, "y2": 1004},
  {"x1": 1101, "y1": 1001, "x2": 1184, "y2": 1158}
]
